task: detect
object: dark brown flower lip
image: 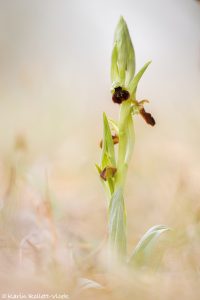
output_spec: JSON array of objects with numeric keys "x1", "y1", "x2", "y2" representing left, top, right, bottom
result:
[
  {"x1": 112, "y1": 86, "x2": 130, "y2": 104},
  {"x1": 139, "y1": 107, "x2": 156, "y2": 126}
]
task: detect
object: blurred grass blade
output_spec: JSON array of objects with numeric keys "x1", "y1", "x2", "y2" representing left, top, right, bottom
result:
[
  {"x1": 112, "y1": 16, "x2": 135, "y2": 87},
  {"x1": 128, "y1": 61, "x2": 151, "y2": 99},
  {"x1": 129, "y1": 225, "x2": 171, "y2": 267},
  {"x1": 78, "y1": 278, "x2": 103, "y2": 291},
  {"x1": 108, "y1": 188, "x2": 127, "y2": 256},
  {"x1": 101, "y1": 112, "x2": 116, "y2": 168}
]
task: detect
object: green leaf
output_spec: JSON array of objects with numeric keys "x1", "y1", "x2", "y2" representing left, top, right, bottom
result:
[
  {"x1": 129, "y1": 225, "x2": 171, "y2": 267},
  {"x1": 128, "y1": 61, "x2": 151, "y2": 99},
  {"x1": 101, "y1": 112, "x2": 116, "y2": 169},
  {"x1": 111, "y1": 16, "x2": 135, "y2": 87},
  {"x1": 108, "y1": 187, "x2": 127, "y2": 256}
]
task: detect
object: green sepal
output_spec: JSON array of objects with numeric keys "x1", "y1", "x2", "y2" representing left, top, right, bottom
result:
[{"x1": 128, "y1": 61, "x2": 151, "y2": 99}]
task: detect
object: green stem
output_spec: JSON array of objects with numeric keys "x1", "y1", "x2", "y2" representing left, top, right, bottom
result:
[
  {"x1": 108, "y1": 100, "x2": 135, "y2": 258},
  {"x1": 116, "y1": 100, "x2": 132, "y2": 189}
]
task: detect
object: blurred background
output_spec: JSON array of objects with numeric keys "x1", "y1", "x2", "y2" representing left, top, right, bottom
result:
[{"x1": 0, "y1": 0, "x2": 200, "y2": 299}]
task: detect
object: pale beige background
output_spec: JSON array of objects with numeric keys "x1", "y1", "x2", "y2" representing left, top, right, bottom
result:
[{"x1": 0, "y1": 1, "x2": 200, "y2": 298}]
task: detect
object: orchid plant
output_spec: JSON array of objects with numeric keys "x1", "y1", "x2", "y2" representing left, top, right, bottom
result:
[{"x1": 96, "y1": 17, "x2": 170, "y2": 266}]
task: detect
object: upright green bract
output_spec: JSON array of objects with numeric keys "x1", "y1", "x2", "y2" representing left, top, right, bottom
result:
[{"x1": 97, "y1": 17, "x2": 169, "y2": 264}]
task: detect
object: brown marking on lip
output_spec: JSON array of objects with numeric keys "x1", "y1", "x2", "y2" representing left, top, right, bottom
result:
[
  {"x1": 139, "y1": 108, "x2": 156, "y2": 126},
  {"x1": 112, "y1": 87, "x2": 130, "y2": 104}
]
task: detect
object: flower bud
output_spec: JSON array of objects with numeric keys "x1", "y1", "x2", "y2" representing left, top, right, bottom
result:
[
  {"x1": 111, "y1": 17, "x2": 135, "y2": 88},
  {"x1": 100, "y1": 166, "x2": 117, "y2": 181}
]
